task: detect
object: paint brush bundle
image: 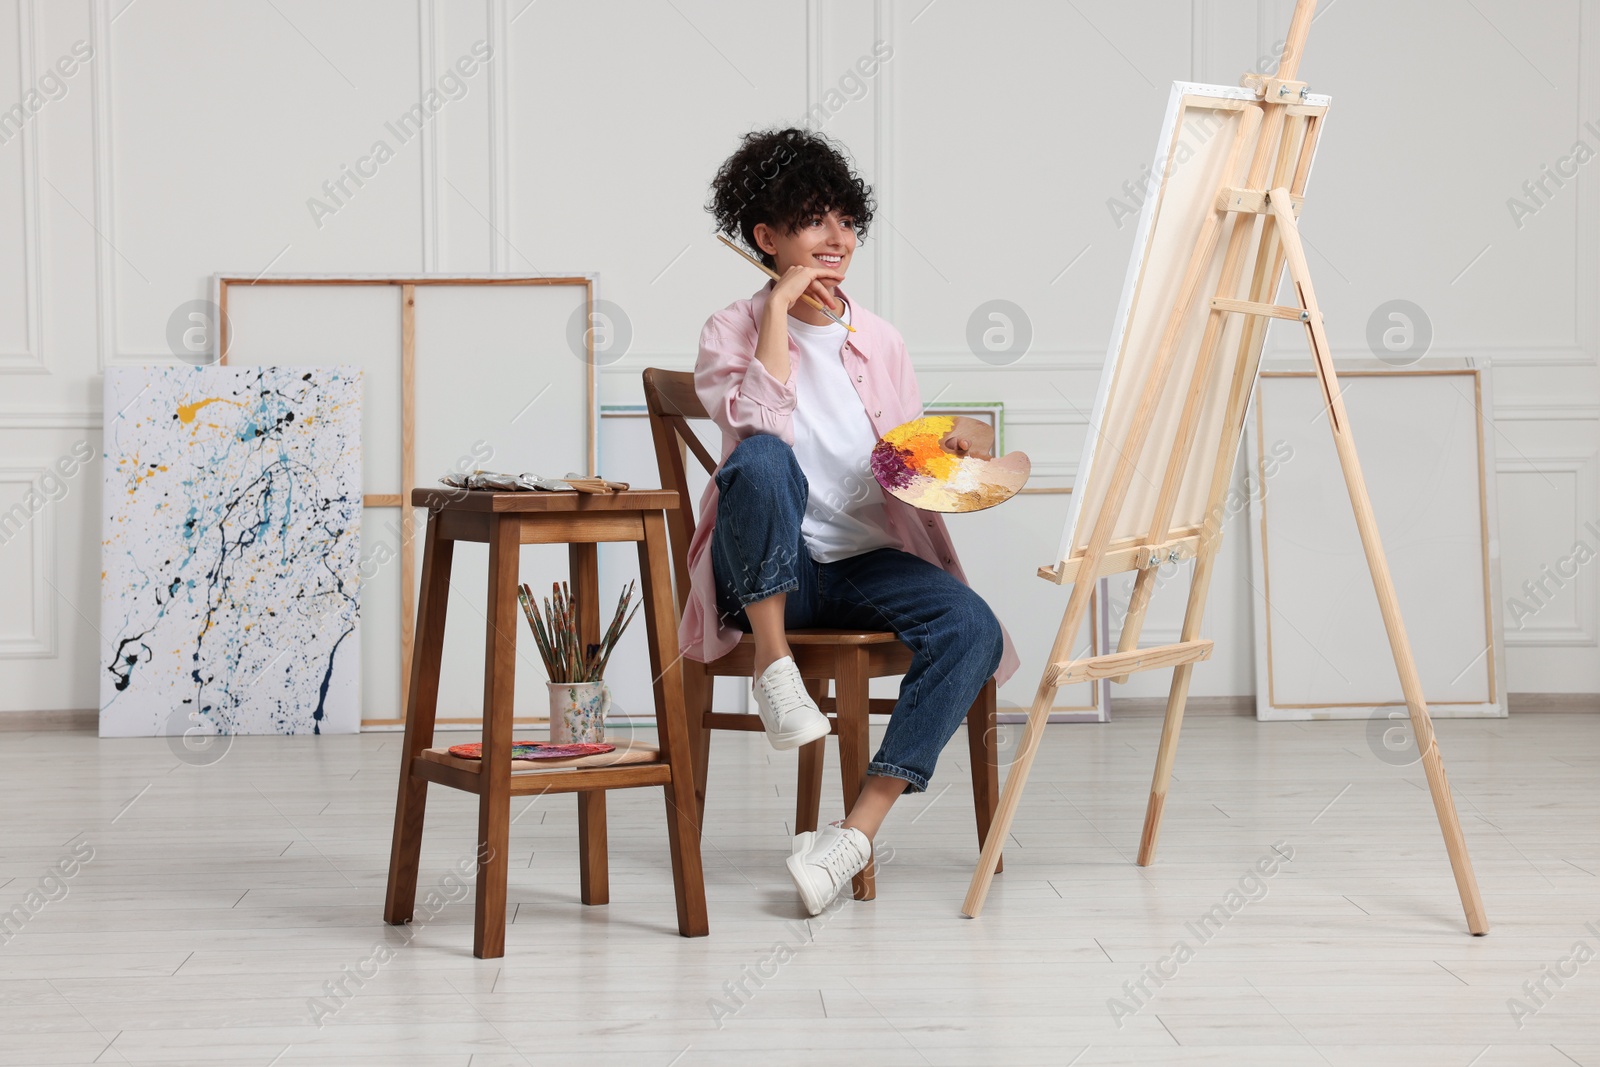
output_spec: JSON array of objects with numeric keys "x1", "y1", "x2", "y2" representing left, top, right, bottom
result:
[{"x1": 517, "y1": 580, "x2": 640, "y2": 683}]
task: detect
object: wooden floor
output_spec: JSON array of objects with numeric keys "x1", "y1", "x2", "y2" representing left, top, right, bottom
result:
[{"x1": 1, "y1": 711, "x2": 1596, "y2": 1066}]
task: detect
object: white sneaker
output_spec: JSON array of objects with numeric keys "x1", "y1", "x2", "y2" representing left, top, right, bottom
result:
[
  {"x1": 751, "y1": 655, "x2": 830, "y2": 750},
  {"x1": 786, "y1": 823, "x2": 872, "y2": 916}
]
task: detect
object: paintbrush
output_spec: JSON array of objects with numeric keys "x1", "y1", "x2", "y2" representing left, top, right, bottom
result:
[{"x1": 715, "y1": 233, "x2": 856, "y2": 333}]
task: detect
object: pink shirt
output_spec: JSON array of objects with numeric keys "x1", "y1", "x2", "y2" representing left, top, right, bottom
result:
[{"x1": 677, "y1": 280, "x2": 1021, "y2": 688}]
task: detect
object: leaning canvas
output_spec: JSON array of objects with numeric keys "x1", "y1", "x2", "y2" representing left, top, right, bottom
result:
[{"x1": 100, "y1": 366, "x2": 363, "y2": 737}]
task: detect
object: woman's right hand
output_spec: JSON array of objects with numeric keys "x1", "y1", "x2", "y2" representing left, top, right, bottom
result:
[
  {"x1": 770, "y1": 264, "x2": 845, "y2": 317},
  {"x1": 753, "y1": 263, "x2": 845, "y2": 386}
]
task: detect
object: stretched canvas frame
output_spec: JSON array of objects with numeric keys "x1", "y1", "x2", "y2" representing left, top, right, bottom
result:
[
  {"x1": 215, "y1": 274, "x2": 597, "y2": 727},
  {"x1": 1245, "y1": 362, "x2": 1507, "y2": 721}
]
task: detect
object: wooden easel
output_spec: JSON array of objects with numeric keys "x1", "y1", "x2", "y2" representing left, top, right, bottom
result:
[{"x1": 963, "y1": 0, "x2": 1489, "y2": 935}]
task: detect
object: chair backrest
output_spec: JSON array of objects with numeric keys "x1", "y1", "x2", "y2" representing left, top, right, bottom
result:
[{"x1": 642, "y1": 368, "x2": 719, "y2": 616}]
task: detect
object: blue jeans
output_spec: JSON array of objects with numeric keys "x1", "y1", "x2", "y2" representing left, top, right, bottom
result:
[{"x1": 710, "y1": 433, "x2": 1004, "y2": 793}]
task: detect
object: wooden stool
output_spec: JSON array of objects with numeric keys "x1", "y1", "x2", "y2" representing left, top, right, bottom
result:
[{"x1": 383, "y1": 488, "x2": 709, "y2": 958}]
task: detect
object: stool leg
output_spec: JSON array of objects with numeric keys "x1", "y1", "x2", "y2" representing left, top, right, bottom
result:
[
  {"x1": 835, "y1": 648, "x2": 875, "y2": 901},
  {"x1": 567, "y1": 542, "x2": 610, "y2": 905},
  {"x1": 795, "y1": 679, "x2": 827, "y2": 834},
  {"x1": 965, "y1": 676, "x2": 1003, "y2": 875},
  {"x1": 578, "y1": 791, "x2": 609, "y2": 905},
  {"x1": 385, "y1": 511, "x2": 453, "y2": 925},
  {"x1": 638, "y1": 511, "x2": 709, "y2": 937},
  {"x1": 474, "y1": 515, "x2": 519, "y2": 960}
]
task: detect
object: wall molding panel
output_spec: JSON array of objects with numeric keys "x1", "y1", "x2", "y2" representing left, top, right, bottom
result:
[
  {"x1": 486, "y1": 0, "x2": 510, "y2": 272},
  {"x1": 1497, "y1": 451, "x2": 1600, "y2": 649},
  {"x1": 1494, "y1": 403, "x2": 1600, "y2": 422},
  {"x1": 0, "y1": 466, "x2": 58, "y2": 659},
  {"x1": 0, "y1": 410, "x2": 101, "y2": 429},
  {"x1": 871, "y1": 0, "x2": 894, "y2": 324},
  {"x1": 2, "y1": 0, "x2": 46, "y2": 374},
  {"x1": 89, "y1": 0, "x2": 123, "y2": 367},
  {"x1": 417, "y1": 0, "x2": 439, "y2": 272}
]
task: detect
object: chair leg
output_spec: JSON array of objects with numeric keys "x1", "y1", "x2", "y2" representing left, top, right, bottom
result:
[
  {"x1": 965, "y1": 676, "x2": 1003, "y2": 875},
  {"x1": 385, "y1": 514, "x2": 453, "y2": 926},
  {"x1": 682, "y1": 665, "x2": 713, "y2": 830},
  {"x1": 834, "y1": 648, "x2": 875, "y2": 901},
  {"x1": 578, "y1": 791, "x2": 609, "y2": 905},
  {"x1": 795, "y1": 679, "x2": 827, "y2": 834}
]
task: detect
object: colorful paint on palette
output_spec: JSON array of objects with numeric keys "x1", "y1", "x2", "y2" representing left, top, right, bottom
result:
[
  {"x1": 870, "y1": 415, "x2": 1029, "y2": 513},
  {"x1": 446, "y1": 742, "x2": 615, "y2": 761}
]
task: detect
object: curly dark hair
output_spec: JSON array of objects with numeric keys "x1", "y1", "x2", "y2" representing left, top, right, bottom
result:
[{"x1": 705, "y1": 127, "x2": 875, "y2": 269}]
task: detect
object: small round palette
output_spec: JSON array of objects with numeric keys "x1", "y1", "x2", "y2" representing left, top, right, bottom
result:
[
  {"x1": 447, "y1": 741, "x2": 615, "y2": 761},
  {"x1": 870, "y1": 415, "x2": 1030, "y2": 513}
]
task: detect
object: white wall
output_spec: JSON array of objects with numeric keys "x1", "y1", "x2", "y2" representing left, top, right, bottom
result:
[{"x1": 1, "y1": 0, "x2": 1595, "y2": 718}]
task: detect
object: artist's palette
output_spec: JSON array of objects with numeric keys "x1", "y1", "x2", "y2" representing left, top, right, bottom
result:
[
  {"x1": 870, "y1": 415, "x2": 1030, "y2": 513},
  {"x1": 447, "y1": 741, "x2": 615, "y2": 761}
]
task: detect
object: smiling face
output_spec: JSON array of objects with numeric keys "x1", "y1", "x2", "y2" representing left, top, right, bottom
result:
[{"x1": 752, "y1": 208, "x2": 858, "y2": 295}]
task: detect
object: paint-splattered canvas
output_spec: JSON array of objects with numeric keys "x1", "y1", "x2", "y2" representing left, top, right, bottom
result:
[{"x1": 99, "y1": 366, "x2": 362, "y2": 737}]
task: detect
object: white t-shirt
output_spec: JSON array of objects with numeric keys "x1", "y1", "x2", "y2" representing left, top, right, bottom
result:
[{"x1": 786, "y1": 298, "x2": 898, "y2": 564}]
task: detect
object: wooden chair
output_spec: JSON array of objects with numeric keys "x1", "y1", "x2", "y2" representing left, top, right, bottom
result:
[
  {"x1": 383, "y1": 488, "x2": 709, "y2": 957},
  {"x1": 641, "y1": 367, "x2": 1002, "y2": 901}
]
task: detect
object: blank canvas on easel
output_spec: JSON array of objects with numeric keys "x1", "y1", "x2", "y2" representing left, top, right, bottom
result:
[{"x1": 1057, "y1": 84, "x2": 1329, "y2": 569}]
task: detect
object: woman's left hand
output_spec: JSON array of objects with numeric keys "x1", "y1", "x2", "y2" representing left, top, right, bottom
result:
[{"x1": 940, "y1": 416, "x2": 995, "y2": 460}]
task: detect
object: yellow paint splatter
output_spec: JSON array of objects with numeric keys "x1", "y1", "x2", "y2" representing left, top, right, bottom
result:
[
  {"x1": 127, "y1": 464, "x2": 168, "y2": 493},
  {"x1": 176, "y1": 396, "x2": 240, "y2": 424}
]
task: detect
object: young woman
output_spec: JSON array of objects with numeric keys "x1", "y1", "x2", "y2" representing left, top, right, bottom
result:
[{"x1": 678, "y1": 127, "x2": 1020, "y2": 915}]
